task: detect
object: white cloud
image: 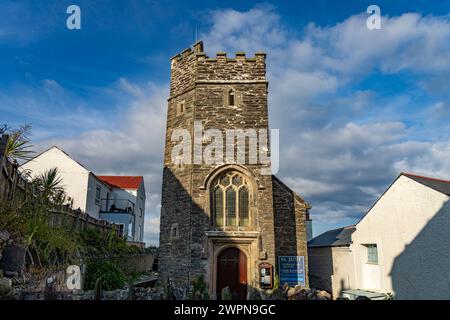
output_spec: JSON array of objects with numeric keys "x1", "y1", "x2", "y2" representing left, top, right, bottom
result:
[
  {"x1": 200, "y1": 6, "x2": 450, "y2": 237},
  {"x1": 33, "y1": 79, "x2": 168, "y2": 245},
  {"x1": 10, "y1": 6, "x2": 450, "y2": 243}
]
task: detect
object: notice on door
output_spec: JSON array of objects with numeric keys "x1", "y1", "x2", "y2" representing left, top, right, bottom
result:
[{"x1": 278, "y1": 256, "x2": 306, "y2": 287}]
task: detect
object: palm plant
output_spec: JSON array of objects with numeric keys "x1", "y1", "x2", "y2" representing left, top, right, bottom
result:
[
  {"x1": 34, "y1": 167, "x2": 66, "y2": 205},
  {"x1": 4, "y1": 124, "x2": 34, "y2": 162}
]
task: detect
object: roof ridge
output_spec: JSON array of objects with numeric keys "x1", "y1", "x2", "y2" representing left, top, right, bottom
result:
[{"x1": 402, "y1": 172, "x2": 450, "y2": 185}]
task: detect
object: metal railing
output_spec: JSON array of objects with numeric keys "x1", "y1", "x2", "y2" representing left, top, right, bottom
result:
[{"x1": 100, "y1": 198, "x2": 135, "y2": 214}]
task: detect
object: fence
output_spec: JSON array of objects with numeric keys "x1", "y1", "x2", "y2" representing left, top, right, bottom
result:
[{"x1": 0, "y1": 134, "x2": 120, "y2": 235}]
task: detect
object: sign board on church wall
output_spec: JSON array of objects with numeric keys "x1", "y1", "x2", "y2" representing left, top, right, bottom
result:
[{"x1": 278, "y1": 256, "x2": 306, "y2": 287}]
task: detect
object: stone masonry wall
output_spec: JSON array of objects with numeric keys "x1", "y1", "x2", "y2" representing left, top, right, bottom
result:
[
  {"x1": 160, "y1": 41, "x2": 310, "y2": 292},
  {"x1": 272, "y1": 176, "x2": 311, "y2": 287}
]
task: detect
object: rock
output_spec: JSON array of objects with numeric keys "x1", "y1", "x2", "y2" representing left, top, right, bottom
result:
[
  {"x1": 295, "y1": 288, "x2": 310, "y2": 300},
  {"x1": 286, "y1": 288, "x2": 296, "y2": 298},
  {"x1": 0, "y1": 243, "x2": 27, "y2": 276},
  {"x1": 0, "y1": 231, "x2": 11, "y2": 243},
  {"x1": 316, "y1": 290, "x2": 331, "y2": 300}
]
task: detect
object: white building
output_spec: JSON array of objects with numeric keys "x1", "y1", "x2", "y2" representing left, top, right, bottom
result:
[
  {"x1": 308, "y1": 173, "x2": 450, "y2": 300},
  {"x1": 21, "y1": 146, "x2": 146, "y2": 243},
  {"x1": 96, "y1": 176, "x2": 146, "y2": 243}
]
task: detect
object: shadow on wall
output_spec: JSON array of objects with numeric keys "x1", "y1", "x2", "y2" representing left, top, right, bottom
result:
[
  {"x1": 272, "y1": 176, "x2": 299, "y2": 274},
  {"x1": 159, "y1": 167, "x2": 305, "y2": 300},
  {"x1": 390, "y1": 199, "x2": 450, "y2": 300},
  {"x1": 160, "y1": 167, "x2": 254, "y2": 300},
  {"x1": 307, "y1": 247, "x2": 334, "y2": 294}
]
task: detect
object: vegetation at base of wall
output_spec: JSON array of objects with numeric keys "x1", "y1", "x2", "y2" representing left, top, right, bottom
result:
[
  {"x1": 1, "y1": 123, "x2": 139, "y2": 267},
  {"x1": 0, "y1": 197, "x2": 79, "y2": 267},
  {"x1": 84, "y1": 260, "x2": 126, "y2": 291},
  {"x1": 273, "y1": 274, "x2": 280, "y2": 291},
  {"x1": 0, "y1": 196, "x2": 141, "y2": 268},
  {"x1": 80, "y1": 229, "x2": 141, "y2": 258},
  {"x1": 188, "y1": 275, "x2": 209, "y2": 300}
]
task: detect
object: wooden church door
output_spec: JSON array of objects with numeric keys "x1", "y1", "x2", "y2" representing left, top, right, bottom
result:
[{"x1": 216, "y1": 247, "x2": 247, "y2": 300}]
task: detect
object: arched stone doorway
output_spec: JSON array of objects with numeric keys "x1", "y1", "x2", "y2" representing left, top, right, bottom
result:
[{"x1": 216, "y1": 247, "x2": 247, "y2": 300}]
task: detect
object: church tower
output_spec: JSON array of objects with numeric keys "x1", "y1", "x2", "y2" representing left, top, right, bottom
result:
[{"x1": 159, "y1": 41, "x2": 311, "y2": 299}]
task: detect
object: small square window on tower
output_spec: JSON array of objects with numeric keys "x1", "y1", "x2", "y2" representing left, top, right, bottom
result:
[
  {"x1": 170, "y1": 223, "x2": 179, "y2": 240},
  {"x1": 177, "y1": 101, "x2": 185, "y2": 115},
  {"x1": 225, "y1": 88, "x2": 242, "y2": 107},
  {"x1": 228, "y1": 90, "x2": 235, "y2": 106}
]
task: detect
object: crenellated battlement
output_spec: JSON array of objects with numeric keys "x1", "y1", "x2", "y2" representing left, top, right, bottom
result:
[
  {"x1": 171, "y1": 41, "x2": 266, "y2": 65},
  {"x1": 170, "y1": 41, "x2": 266, "y2": 97}
]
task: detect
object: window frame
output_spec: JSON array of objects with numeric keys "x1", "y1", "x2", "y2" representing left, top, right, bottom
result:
[
  {"x1": 95, "y1": 185, "x2": 101, "y2": 205},
  {"x1": 210, "y1": 171, "x2": 252, "y2": 230},
  {"x1": 228, "y1": 90, "x2": 235, "y2": 106},
  {"x1": 176, "y1": 101, "x2": 185, "y2": 116},
  {"x1": 365, "y1": 244, "x2": 378, "y2": 264}
]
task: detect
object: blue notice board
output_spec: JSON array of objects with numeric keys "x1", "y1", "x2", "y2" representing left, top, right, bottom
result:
[{"x1": 278, "y1": 256, "x2": 306, "y2": 287}]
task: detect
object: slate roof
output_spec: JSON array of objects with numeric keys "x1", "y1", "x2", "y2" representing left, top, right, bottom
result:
[
  {"x1": 402, "y1": 173, "x2": 450, "y2": 196},
  {"x1": 308, "y1": 226, "x2": 355, "y2": 248}
]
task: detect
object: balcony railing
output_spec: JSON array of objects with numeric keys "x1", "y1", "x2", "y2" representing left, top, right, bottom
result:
[{"x1": 100, "y1": 198, "x2": 135, "y2": 215}]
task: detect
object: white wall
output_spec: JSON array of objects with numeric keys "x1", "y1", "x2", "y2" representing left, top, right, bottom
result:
[
  {"x1": 21, "y1": 147, "x2": 90, "y2": 213},
  {"x1": 21, "y1": 147, "x2": 112, "y2": 219},
  {"x1": 352, "y1": 175, "x2": 450, "y2": 299},
  {"x1": 308, "y1": 246, "x2": 355, "y2": 299},
  {"x1": 86, "y1": 173, "x2": 110, "y2": 219},
  {"x1": 330, "y1": 246, "x2": 355, "y2": 298},
  {"x1": 109, "y1": 181, "x2": 145, "y2": 242}
]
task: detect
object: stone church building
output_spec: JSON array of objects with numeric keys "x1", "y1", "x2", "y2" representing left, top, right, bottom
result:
[{"x1": 159, "y1": 41, "x2": 311, "y2": 299}]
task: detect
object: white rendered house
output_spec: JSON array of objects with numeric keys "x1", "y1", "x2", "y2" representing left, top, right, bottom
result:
[
  {"x1": 308, "y1": 173, "x2": 450, "y2": 299},
  {"x1": 20, "y1": 146, "x2": 146, "y2": 243},
  {"x1": 97, "y1": 176, "x2": 146, "y2": 243}
]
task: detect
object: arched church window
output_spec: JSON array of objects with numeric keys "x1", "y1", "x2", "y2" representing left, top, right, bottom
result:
[{"x1": 211, "y1": 171, "x2": 252, "y2": 229}]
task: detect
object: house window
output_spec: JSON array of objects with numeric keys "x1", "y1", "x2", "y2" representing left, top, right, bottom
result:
[
  {"x1": 95, "y1": 185, "x2": 101, "y2": 205},
  {"x1": 366, "y1": 244, "x2": 378, "y2": 264},
  {"x1": 211, "y1": 171, "x2": 252, "y2": 228}
]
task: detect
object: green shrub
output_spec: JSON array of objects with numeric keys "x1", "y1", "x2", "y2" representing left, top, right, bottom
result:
[
  {"x1": 84, "y1": 260, "x2": 126, "y2": 291},
  {"x1": 189, "y1": 275, "x2": 209, "y2": 300}
]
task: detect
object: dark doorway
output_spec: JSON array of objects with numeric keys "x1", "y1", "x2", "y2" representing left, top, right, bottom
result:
[{"x1": 216, "y1": 247, "x2": 247, "y2": 300}]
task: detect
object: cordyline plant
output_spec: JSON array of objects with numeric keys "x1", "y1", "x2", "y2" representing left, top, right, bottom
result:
[
  {"x1": 33, "y1": 167, "x2": 67, "y2": 205},
  {"x1": 1, "y1": 123, "x2": 35, "y2": 162}
]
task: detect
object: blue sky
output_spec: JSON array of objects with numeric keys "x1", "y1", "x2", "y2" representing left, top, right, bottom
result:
[{"x1": 1, "y1": 0, "x2": 450, "y2": 244}]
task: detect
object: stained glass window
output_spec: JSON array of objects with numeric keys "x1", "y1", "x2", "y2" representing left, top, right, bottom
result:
[
  {"x1": 226, "y1": 187, "x2": 236, "y2": 226},
  {"x1": 239, "y1": 187, "x2": 249, "y2": 226},
  {"x1": 214, "y1": 187, "x2": 223, "y2": 226}
]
